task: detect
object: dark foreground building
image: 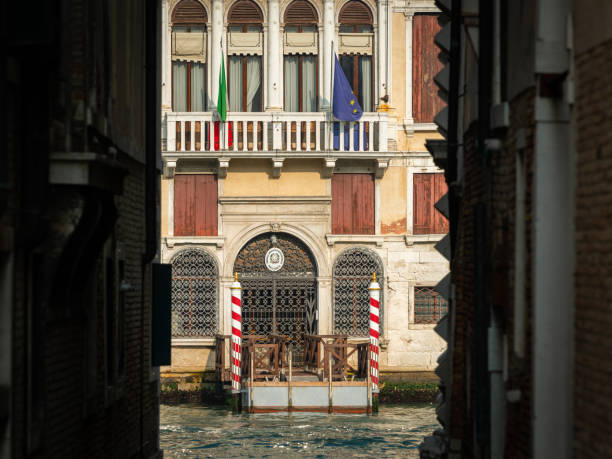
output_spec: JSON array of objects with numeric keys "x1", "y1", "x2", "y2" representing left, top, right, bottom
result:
[
  {"x1": 420, "y1": 0, "x2": 612, "y2": 458},
  {"x1": 2, "y1": 1, "x2": 167, "y2": 457}
]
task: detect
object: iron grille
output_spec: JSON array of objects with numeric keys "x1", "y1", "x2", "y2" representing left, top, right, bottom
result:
[
  {"x1": 234, "y1": 233, "x2": 317, "y2": 365},
  {"x1": 332, "y1": 247, "x2": 383, "y2": 336},
  {"x1": 171, "y1": 248, "x2": 218, "y2": 337},
  {"x1": 414, "y1": 286, "x2": 448, "y2": 324}
]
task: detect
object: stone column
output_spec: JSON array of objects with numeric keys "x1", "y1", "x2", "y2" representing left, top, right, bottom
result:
[
  {"x1": 161, "y1": 0, "x2": 172, "y2": 112},
  {"x1": 267, "y1": 0, "x2": 282, "y2": 110},
  {"x1": 211, "y1": 0, "x2": 224, "y2": 110},
  {"x1": 321, "y1": 0, "x2": 335, "y2": 110},
  {"x1": 377, "y1": 0, "x2": 389, "y2": 103}
]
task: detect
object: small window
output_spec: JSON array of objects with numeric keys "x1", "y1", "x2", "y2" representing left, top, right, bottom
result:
[
  {"x1": 171, "y1": 249, "x2": 219, "y2": 337},
  {"x1": 414, "y1": 287, "x2": 448, "y2": 324}
]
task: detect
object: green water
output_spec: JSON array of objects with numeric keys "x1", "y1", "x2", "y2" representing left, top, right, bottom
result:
[{"x1": 160, "y1": 403, "x2": 437, "y2": 458}]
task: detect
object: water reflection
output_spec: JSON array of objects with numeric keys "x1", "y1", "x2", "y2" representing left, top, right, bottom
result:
[{"x1": 160, "y1": 403, "x2": 437, "y2": 458}]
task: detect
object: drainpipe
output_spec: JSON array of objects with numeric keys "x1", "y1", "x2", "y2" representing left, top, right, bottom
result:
[{"x1": 532, "y1": 0, "x2": 573, "y2": 457}]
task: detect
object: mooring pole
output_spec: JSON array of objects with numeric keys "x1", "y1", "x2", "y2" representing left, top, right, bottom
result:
[
  {"x1": 328, "y1": 349, "x2": 333, "y2": 413},
  {"x1": 231, "y1": 272, "x2": 242, "y2": 412},
  {"x1": 369, "y1": 273, "x2": 380, "y2": 413}
]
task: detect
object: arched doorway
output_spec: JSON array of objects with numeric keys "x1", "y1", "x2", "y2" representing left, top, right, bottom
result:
[{"x1": 233, "y1": 232, "x2": 317, "y2": 363}]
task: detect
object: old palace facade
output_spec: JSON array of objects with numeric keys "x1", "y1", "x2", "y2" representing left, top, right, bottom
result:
[{"x1": 160, "y1": 0, "x2": 448, "y2": 376}]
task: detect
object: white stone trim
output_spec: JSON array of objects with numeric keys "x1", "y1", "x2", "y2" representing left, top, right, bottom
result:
[
  {"x1": 171, "y1": 338, "x2": 216, "y2": 346},
  {"x1": 165, "y1": 236, "x2": 224, "y2": 248}
]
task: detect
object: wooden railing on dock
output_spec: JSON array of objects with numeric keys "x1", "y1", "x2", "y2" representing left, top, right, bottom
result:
[{"x1": 303, "y1": 334, "x2": 369, "y2": 380}]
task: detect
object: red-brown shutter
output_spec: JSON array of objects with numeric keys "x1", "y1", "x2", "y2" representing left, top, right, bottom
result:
[
  {"x1": 285, "y1": 0, "x2": 318, "y2": 23},
  {"x1": 228, "y1": 0, "x2": 263, "y2": 23},
  {"x1": 174, "y1": 174, "x2": 218, "y2": 236},
  {"x1": 332, "y1": 173, "x2": 374, "y2": 234},
  {"x1": 172, "y1": 0, "x2": 208, "y2": 24},
  {"x1": 434, "y1": 173, "x2": 449, "y2": 233},
  {"x1": 412, "y1": 14, "x2": 445, "y2": 123},
  {"x1": 339, "y1": 1, "x2": 373, "y2": 24},
  {"x1": 413, "y1": 173, "x2": 449, "y2": 234},
  {"x1": 413, "y1": 173, "x2": 434, "y2": 234}
]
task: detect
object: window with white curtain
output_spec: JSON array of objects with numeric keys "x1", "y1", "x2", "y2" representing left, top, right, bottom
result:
[
  {"x1": 171, "y1": 0, "x2": 208, "y2": 112},
  {"x1": 227, "y1": 0, "x2": 264, "y2": 112},
  {"x1": 283, "y1": 1, "x2": 318, "y2": 112}
]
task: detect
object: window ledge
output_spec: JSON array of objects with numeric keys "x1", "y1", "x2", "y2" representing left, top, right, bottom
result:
[
  {"x1": 405, "y1": 234, "x2": 445, "y2": 245},
  {"x1": 172, "y1": 338, "x2": 216, "y2": 347},
  {"x1": 165, "y1": 236, "x2": 224, "y2": 248},
  {"x1": 326, "y1": 234, "x2": 386, "y2": 247},
  {"x1": 407, "y1": 324, "x2": 438, "y2": 330}
]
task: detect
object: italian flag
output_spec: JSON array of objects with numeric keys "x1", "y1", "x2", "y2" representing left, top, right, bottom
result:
[{"x1": 214, "y1": 55, "x2": 231, "y2": 150}]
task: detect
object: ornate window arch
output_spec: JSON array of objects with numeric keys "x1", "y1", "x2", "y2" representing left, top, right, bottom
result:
[
  {"x1": 171, "y1": 248, "x2": 218, "y2": 337},
  {"x1": 332, "y1": 247, "x2": 383, "y2": 336},
  {"x1": 171, "y1": 0, "x2": 208, "y2": 112}
]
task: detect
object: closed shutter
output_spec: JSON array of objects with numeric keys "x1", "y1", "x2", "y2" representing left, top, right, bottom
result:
[
  {"x1": 412, "y1": 14, "x2": 445, "y2": 123},
  {"x1": 174, "y1": 174, "x2": 218, "y2": 236},
  {"x1": 332, "y1": 173, "x2": 375, "y2": 234},
  {"x1": 413, "y1": 173, "x2": 448, "y2": 234}
]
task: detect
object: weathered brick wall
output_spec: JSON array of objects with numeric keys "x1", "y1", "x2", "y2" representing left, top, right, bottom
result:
[
  {"x1": 574, "y1": 36, "x2": 612, "y2": 459},
  {"x1": 449, "y1": 87, "x2": 535, "y2": 457}
]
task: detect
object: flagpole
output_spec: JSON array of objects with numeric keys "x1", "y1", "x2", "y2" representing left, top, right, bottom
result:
[
  {"x1": 329, "y1": 40, "x2": 334, "y2": 152},
  {"x1": 220, "y1": 38, "x2": 224, "y2": 151}
]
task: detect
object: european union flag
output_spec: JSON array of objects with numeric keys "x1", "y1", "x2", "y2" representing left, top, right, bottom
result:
[{"x1": 332, "y1": 54, "x2": 363, "y2": 121}]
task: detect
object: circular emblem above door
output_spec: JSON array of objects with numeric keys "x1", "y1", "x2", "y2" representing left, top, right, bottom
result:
[{"x1": 265, "y1": 247, "x2": 285, "y2": 271}]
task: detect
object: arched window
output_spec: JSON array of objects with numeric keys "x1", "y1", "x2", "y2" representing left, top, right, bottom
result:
[
  {"x1": 338, "y1": 1, "x2": 373, "y2": 111},
  {"x1": 171, "y1": 0, "x2": 208, "y2": 112},
  {"x1": 333, "y1": 247, "x2": 383, "y2": 336},
  {"x1": 171, "y1": 248, "x2": 218, "y2": 337},
  {"x1": 284, "y1": 0, "x2": 319, "y2": 112},
  {"x1": 227, "y1": 0, "x2": 264, "y2": 112}
]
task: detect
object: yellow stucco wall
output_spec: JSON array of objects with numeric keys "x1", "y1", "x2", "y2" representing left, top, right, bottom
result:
[
  {"x1": 222, "y1": 158, "x2": 327, "y2": 196},
  {"x1": 161, "y1": 177, "x2": 168, "y2": 236},
  {"x1": 380, "y1": 163, "x2": 407, "y2": 234}
]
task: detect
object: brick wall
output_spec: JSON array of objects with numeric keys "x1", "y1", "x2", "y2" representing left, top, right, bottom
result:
[{"x1": 573, "y1": 36, "x2": 612, "y2": 459}]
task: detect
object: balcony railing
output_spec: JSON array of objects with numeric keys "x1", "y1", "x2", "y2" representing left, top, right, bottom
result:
[{"x1": 165, "y1": 111, "x2": 388, "y2": 154}]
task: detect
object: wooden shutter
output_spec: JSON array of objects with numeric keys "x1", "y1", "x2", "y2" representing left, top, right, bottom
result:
[
  {"x1": 285, "y1": 0, "x2": 318, "y2": 23},
  {"x1": 412, "y1": 14, "x2": 445, "y2": 122},
  {"x1": 413, "y1": 173, "x2": 448, "y2": 234},
  {"x1": 339, "y1": 1, "x2": 373, "y2": 24},
  {"x1": 228, "y1": 0, "x2": 263, "y2": 23},
  {"x1": 332, "y1": 173, "x2": 374, "y2": 234},
  {"x1": 172, "y1": 0, "x2": 207, "y2": 24},
  {"x1": 434, "y1": 173, "x2": 449, "y2": 233},
  {"x1": 174, "y1": 174, "x2": 218, "y2": 236}
]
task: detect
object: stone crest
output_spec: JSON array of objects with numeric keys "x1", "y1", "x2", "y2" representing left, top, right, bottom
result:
[{"x1": 265, "y1": 247, "x2": 284, "y2": 271}]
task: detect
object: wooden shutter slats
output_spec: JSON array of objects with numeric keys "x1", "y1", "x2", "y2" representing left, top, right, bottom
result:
[
  {"x1": 339, "y1": 1, "x2": 373, "y2": 24},
  {"x1": 332, "y1": 173, "x2": 374, "y2": 235},
  {"x1": 174, "y1": 174, "x2": 218, "y2": 236},
  {"x1": 412, "y1": 14, "x2": 444, "y2": 122},
  {"x1": 172, "y1": 0, "x2": 208, "y2": 24},
  {"x1": 228, "y1": 0, "x2": 264, "y2": 23},
  {"x1": 413, "y1": 173, "x2": 448, "y2": 234},
  {"x1": 285, "y1": 0, "x2": 318, "y2": 23}
]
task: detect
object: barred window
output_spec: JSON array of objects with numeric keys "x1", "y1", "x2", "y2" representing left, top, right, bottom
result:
[
  {"x1": 414, "y1": 287, "x2": 448, "y2": 324},
  {"x1": 333, "y1": 248, "x2": 383, "y2": 336},
  {"x1": 171, "y1": 248, "x2": 218, "y2": 337}
]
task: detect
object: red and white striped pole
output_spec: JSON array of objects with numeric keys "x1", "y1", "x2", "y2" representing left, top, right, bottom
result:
[
  {"x1": 369, "y1": 273, "x2": 381, "y2": 393},
  {"x1": 231, "y1": 272, "x2": 242, "y2": 394}
]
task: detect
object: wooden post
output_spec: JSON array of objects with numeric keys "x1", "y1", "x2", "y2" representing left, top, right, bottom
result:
[
  {"x1": 328, "y1": 349, "x2": 333, "y2": 413},
  {"x1": 367, "y1": 356, "x2": 372, "y2": 415},
  {"x1": 288, "y1": 348, "x2": 293, "y2": 411},
  {"x1": 250, "y1": 348, "x2": 254, "y2": 413}
]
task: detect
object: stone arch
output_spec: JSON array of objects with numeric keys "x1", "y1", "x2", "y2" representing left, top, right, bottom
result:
[
  {"x1": 332, "y1": 246, "x2": 384, "y2": 336},
  {"x1": 223, "y1": 223, "x2": 330, "y2": 279},
  {"x1": 170, "y1": 247, "x2": 219, "y2": 337}
]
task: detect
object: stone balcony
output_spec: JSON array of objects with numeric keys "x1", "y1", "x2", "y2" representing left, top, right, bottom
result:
[{"x1": 162, "y1": 111, "x2": 392, "y2": 179}]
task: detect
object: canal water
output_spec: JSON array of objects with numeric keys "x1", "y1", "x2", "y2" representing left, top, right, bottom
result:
[{"x1": 160, "y1": 403, "x2": 437, "y2": 458}]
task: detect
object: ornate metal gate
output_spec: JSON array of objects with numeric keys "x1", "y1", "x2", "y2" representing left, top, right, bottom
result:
[{"x1": 233, "y1": 233, "x2": 317, "y2": 364}]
